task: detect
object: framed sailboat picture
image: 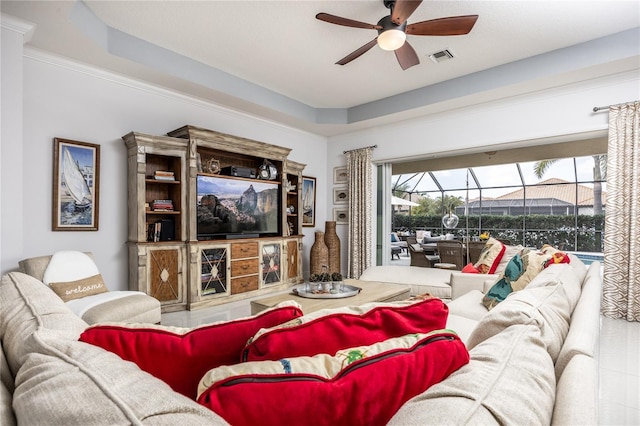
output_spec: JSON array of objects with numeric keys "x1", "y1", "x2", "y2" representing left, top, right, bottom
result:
[
  {"x1": 53, "y1": 138, "x2": 100, "y2": 231},
  {"x1": 301, "y1": 176, "x2": 316, "y2": 227}
]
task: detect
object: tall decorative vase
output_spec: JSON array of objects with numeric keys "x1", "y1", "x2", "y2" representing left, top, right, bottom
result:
[
  {"x1": 324, "y1": 221, "x2": 341, "y2": 275},
  {"x1": 310, "y1": 231, "x2": 328, "y2": 276}
]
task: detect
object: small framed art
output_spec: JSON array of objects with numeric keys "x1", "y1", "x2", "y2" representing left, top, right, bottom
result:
[
  {"x1": 333, "y1": 166, "x2": 348, "y2": 184},
  {"x1": 302, "y1": 176, "x2": 316, "y2": 227},
  {"x1": 52, "y1": 138, "x2": 100, "y2": 231},
  {"x1": 333, "y1": 208, "x2": 348, "y2": 225},
  {"x1": 333, "y1": 187, "x2": 348, "y2": 204}
]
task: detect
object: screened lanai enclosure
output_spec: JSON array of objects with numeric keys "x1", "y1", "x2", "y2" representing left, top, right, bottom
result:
[{"x1": 391, "y1": 152, "x2": 607, "y2": 253}]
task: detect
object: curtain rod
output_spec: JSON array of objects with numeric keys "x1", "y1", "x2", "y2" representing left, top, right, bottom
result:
[
  {"x1": 343, "y1": 144, "x2": 377, "y2": 154},
  {"x1": 593, "y1": 100, "x2": 638, "y2": 112}
]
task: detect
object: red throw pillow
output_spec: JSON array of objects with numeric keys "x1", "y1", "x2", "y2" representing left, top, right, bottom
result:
[
  {"x1": 199, "y1": 330, "x2": 469, "y2": 426},
  {"x1": 243, "y1": 297, "x2": 448, "y2": 362},
  {"x1": 462, "y1": 262, "x2": 480, "y2": 273},
  {"x1": 79, "y1": 301, "x2": 302, "y2": 399}
]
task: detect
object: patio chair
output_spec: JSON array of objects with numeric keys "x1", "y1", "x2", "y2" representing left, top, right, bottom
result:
[
  {"x1": 434, "y1": 240, "x2": 465, "y2": 270},
  {"x1": 408, "y1": 242, "x2": 439, "y2": 268},
  {"x1": 467, "y1": 241, "x2": 486, "y2": 264},
  {"x1": 390, "y1": 232, "x2": 408, "y2": 256}
]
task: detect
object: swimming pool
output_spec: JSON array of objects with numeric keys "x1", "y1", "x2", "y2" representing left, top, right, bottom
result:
[{"x1": 568, "y1": 251, "x2": 604, "y2": 266}]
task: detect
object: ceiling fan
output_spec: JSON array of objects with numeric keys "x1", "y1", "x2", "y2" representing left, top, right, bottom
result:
[{"x1": 316, "y1": 0, "x2": 478, "y2": 70}]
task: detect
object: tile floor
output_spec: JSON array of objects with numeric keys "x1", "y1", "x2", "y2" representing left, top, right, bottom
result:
[
  {"x1": 598, "y1": 316, "x2": 640, "y2": 425},
  {"x1": 162, "y1": 252, "x2": 640, "y2": 425}
]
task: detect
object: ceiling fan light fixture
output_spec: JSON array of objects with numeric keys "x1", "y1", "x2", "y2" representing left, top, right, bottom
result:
[{"x1": 377, "y1": 28, "x2": 406, "y2": 51}]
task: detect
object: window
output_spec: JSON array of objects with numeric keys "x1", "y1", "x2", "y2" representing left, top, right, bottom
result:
[{"x1": 391, "y1": 154, "x2": 606, "y2": 253}]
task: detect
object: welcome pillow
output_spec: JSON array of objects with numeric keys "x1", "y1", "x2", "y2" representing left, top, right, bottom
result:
[
  {"x1": 79, "y1": 301, "x2": 303, "y2": 399},
  {"x1": 243, "y1": 297, "x2": 448, "y2": 362},
  {"x1": 199, "y1": 330, "x2": 469, "y2": 426},
  {"x1": 43, "y1": 251, "x2": 108, "y2": 301}
]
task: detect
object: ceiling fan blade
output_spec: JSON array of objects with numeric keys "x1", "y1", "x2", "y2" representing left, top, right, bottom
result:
[
  {"x1": 391, "y1": 0, "x2": 423, "y2": 25},
  {"x1": 336, "y1": 38, "x2": 378, "y2": 65},
  {"x1": 394, "y1": 41, "x2": 419, "y2": 70},
  {"x1": 406, "y1": 15, "x2": 479, "y2": 36},
  {"x1": 316, "y1": 13, "x2": 382, "y2": 30}
]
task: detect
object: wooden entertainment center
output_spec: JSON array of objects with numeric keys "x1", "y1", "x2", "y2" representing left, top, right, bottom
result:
[{"x1": 123, "y1": 125, "x2": 305, "y2": 312}]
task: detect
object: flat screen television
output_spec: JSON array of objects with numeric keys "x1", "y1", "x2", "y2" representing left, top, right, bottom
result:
[{"x1": 197, "y1": 175, "x2": 280, "y2": 239}]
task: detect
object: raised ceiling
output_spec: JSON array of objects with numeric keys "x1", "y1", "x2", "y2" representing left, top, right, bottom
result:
[{"x1": 3, "y1": 1, "x2": 639, "y2": 136}]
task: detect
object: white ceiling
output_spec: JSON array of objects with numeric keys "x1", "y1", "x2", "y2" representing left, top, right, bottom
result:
[{"x1": 3, "y1": 0, "x2": 640, "y2": 136}]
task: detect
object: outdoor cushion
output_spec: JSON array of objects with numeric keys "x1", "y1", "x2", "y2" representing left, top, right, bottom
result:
[
  {"x1": 199, "y1": 330, "x2": 469, "y2": 426},
  {"x1": 243, "y1": 297, "x2": 449, "y2": 362},
  {"x1": 80, "y1": 301, "x2": 303, "y2": 399}
]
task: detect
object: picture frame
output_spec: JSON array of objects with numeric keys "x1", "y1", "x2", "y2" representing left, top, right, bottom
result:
[
  {"x1": 333, "y1": 208, "x2": 348, "y2": 225},
  {"x1": 53, "y1": 138, "x2": 100, "y2": 231},
  {"x1": 333, "y1": 166, "x2": 348, "y2": 184},
  {"x1": 333, "y1": 187, "x2": 348, "y2": 204},
  {"x1": 301, "y1": 176, "x2": 316, "y2": 227}
]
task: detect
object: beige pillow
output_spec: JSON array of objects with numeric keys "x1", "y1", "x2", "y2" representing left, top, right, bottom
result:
[
  {"x1": 12, "y1": 329, "x2": 227, "y2": 425},
  {"x1": 494, "y1": 244, "x2": 524, "y2": 274},
  {"x1": 510, "y1": 249, "x2": 554, "y2": 291},
  {"x1": 468, "y1": 282, "x2": 574, "y2": 362},
  {"x1": 0, "y1": 272, "x2": 88, "y2": 376},
  {"x1": 49, "y1": 274, "x2": 108, "y2": 302},
  {"x1": 389, "y1": 324, "x2": 555, "y2": 426}
]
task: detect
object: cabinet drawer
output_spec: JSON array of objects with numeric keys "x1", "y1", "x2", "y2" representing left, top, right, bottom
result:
[
  {"x1": 231, "y1": 276, "x2": 258, "y2": 294},
  {"x1": 231, "y1": 242, "x2": 259, "y2": 259},
  {"x1": 231, "y1": 258, "x2": 259, "y2": 277}
]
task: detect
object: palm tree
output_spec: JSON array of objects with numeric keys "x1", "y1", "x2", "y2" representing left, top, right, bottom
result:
[
  {"x1": 534, "y1": 155, "x2": 607, "y2": 215},
  {"x1": 535, "y1": 155, "x2": 607, "y2": 251}
]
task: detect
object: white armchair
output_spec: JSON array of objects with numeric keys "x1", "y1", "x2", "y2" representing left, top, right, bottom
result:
[{"x1": 19, "y1": 251, "x2": 161, "y2": 324}]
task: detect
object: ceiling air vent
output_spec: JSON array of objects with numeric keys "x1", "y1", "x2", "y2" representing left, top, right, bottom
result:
[{"x1": 428, "y1": 49, "x2": 454, "y2": 64}]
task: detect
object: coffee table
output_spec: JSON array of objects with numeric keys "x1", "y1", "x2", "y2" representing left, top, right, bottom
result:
[{"x1": 250, "y1": 279, "x2": 410, "y2": 315}]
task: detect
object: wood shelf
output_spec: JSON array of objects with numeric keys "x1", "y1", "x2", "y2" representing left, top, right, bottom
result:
[{"x1": 124, "y1": 126, "x2": 306, "y2": 312}]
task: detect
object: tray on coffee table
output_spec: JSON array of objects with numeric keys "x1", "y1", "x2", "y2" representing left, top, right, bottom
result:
[{"x1": 292, "y1": 284, "x2": 361, "y2": 299}]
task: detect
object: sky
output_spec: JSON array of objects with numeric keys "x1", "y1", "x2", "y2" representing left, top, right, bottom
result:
[{"x1": 394, "y1": 155, "x2": 606, "y2": 200}]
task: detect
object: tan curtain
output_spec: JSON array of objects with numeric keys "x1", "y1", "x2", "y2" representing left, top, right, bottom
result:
[
  {"x1": 346, "y1": 147, "x2": 374, "y2": 278},
  {"x1": 602, "y1": 101, "x2": 640, "y2": 321}
]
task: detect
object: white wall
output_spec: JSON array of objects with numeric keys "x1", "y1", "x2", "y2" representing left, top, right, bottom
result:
[
  {"x1": 326, "y1": 70, "x2": 640, "y2": 267},
  {"x1": 1, "y1": 15, "x2": 32, "y2": 278},
  {"x1": 2, "y1": 49, "x2": 327, "y2": 289}
]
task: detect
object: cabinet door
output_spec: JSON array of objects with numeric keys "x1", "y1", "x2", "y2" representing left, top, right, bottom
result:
[
  {"x1": 145, "y1": 245, "x2": 186, "y2": 310},
  {"x1": 259, "y1": 241, "x2": 283, "y2": 287},
  {"x1": 200, "y1": 245, "x2": 230, "y2": 298},
  {"x1": 285, "y1": 238, "x2": 302, "y2": 284}
]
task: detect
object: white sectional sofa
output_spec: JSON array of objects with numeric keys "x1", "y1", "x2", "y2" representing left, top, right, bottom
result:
[
  {"x1": 359, "y1": 265, "x2": 499, "y2": 300},
  {"x1": 0, "y1": 255, "x2": 600, "y2": 425},
  {"x1": 391, "y1": 258, "x2": 602, "y2": 425}
]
